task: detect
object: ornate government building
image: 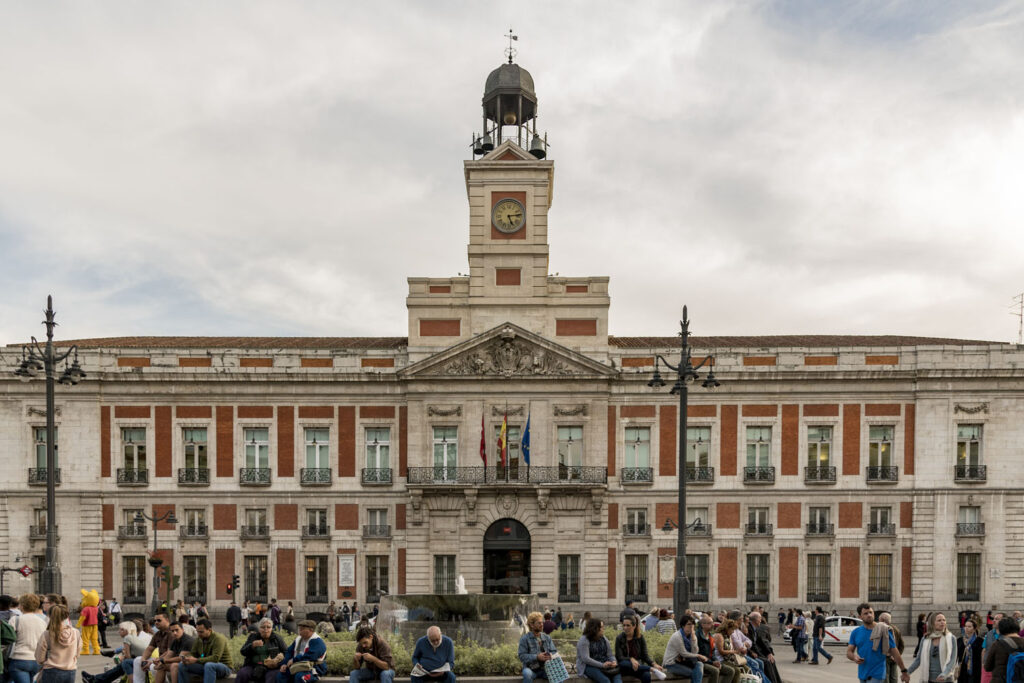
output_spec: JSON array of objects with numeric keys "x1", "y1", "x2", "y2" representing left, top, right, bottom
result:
[{"x1": 2, "y1": 59, "x2": 1021, "y2": 623}]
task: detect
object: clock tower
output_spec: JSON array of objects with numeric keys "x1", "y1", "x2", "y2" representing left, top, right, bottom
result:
[{"x1": 407, "y1": 59, "x2": 610, "y2": 362}]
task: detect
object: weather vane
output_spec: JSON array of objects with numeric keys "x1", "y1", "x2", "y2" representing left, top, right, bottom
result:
[{"x1": 505, "y1": 28, "x2": 518, "y2": 64}]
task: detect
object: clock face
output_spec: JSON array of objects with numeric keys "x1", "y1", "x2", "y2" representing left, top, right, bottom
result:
[{"x1": 492, "y1": 198, "x2": 526, "y2": 233}]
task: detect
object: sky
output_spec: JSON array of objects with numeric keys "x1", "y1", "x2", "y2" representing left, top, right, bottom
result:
[{"x1": 1, "y1": 1, "x2": 1022, "y2": 345}]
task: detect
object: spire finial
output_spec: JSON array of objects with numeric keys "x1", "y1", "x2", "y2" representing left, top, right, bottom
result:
[{"x1": 504, "y1": 28, "x2": 518, "y2": 64}]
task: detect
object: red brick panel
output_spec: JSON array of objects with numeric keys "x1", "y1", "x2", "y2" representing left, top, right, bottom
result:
[
  {"x1": 904, "y1": 404, "x2": 916, "y2": 475},
  {"x1": 659, "y1": 405, "x2": 677, "y2": 477},
  {"x1": 395, "y1": 504, "x2": 406, "y2": 530},
  {"x1": 155, "y1": 406, "x2": 172, "y2": 477},
  {"x1": 777, "y1": 502, "x2": 801, "y2": 528},
  {"x1": 176, "y1": 406, "x2": 212, "y2": 419},
  {"x1": 274, "y1": 504, "x2": 298, "y2": 530},
  {"x1": 566, "y1": 285, "x2": 589, "y2": 293},
  {"x1": 621, "y1": 357, "x2": 654, "y2": 367},
  {"x1": 803, "y1": 404, "x2": 839, "y2": 417},
  {"x1": 718, "y1": 547, "x2": 737, "y2": 599},
  {"x1": 277, "y1": 406, "x2": 294, "y2": 477},
  {"x1": 804, "y1": 356, "x2": 838, "y2": 366},
  {"x1": 361, "y1": 358, "x2": 395, "y2": 368},
  {"x1": 240, "y1": 358, "x2": 273, "y2": 368},
  {"x1": 336, "y1": 548, "x2": 356, "y2": 599},
  {"x1": 607, "y1": 548, "x2": 616, "y2": 599},
  {"x1": 556, "y1": 319, "x2": 598, "y2": 336},
  {"x1": 102, "y1": 548, "x2": 113, "y2": 598},
  {"x1": 720, "y1": 405, "x2": 738, "y2": 476},
  {"x1": 621, "y1": 405, "x2": 656, "y2": 418},
  {"x1": 101, "y1": 406, "x2": 111, "y2": 477},
  {"x1": 607, "y1": 503, "x2": 619, "y2": 530},
  {"x1": 656, "y1": 503, "x2": 678, "y2": 528},
  {"x1": 742, "y1": 356, "x2": 776, "y2": 366},
  {"x1": 117, "y1": 358, "x2": 150, "y2": 368},
  {"x1": 607, "y1": 406, "x2": 616, "y2": 476},
  {"x1": 298, "y1": 406, "x2": 333, "y2": 419},
  {"x1": 152, "y1": 504, "x2": 176, "y2": 530},
  {"x1": 238, "y1": 406, "x2": 273, "y2": 419},
  {"x1": 420, "y1": 319, "x2": 461, "y2": 336},
  {"x1": 495, "y1": 268, "x2": 521, "y2": 286},
  {"x1": 399, "y1": 406, "x2": 408, "y2": 477},
  {"x1": 838, "y1": 502, "x2": 862, "y2": 529},
  {"x1": 901, "y1": 547, "x2": 912, "y2": 598},
  {"x1": 216, "y1": 548, "x2": 235, "y2": 600},
  {"x1": 213, "y1": 504, "x2": 237, "y2": 531},
  {"x1": 276, "y1": 548, "x2": 296, "y2": 600},
  {"x1": 742, "y1": 405, "x2": 778, "y2": 417},
  {"x1": 865, "y1": 404, "x2": 901, "y2": 417},
  {"x1": 398, "y1": 548, "x2": 407, "y2": 594},
  {"x1": 335, "y1": 504, "x2": 358, "y2": 530},
  {"x1": 216, "y1": 406, "x2": 233, "y2": 477},
  {"x1": 865, "y1": 355, "x2": 898, "y2": 365},
  {"x1": 179, "y1": 357, "x2": 212, "y2": 368},
  {"x1": 114, "y1": 406, "x2": 151, "y2": 418},
  {"x1": 840, "y1": 547, "x2": 860, "y2": 598},
  {"x1": 900, "y1": 501, "x2": 913, "y2": 528},
  {"x1": 338, "y1": 406, "x2": 356, "y2": 477},
  {"x1": 360, "y1": 406, "x2": 396, "y2": 419},
  {"x1": 689, "y1": 405, "x2": 717, "y2": 418},
  {"x1": 778, "y1": 547, "x2": 799, "y2": 598},
  {"x1": 781, "y1": 404, "x2": 799, "y2": 476},
  {"x1": 843, "y1": 404, "x2": 861, "y2": 475},
  {"x1": 300, "y1": 358, "x2": 333, "y2": 368},
  {"x1": 428, "y1": 285, "x2": 451, "y2": 293},
  {"x1": 102, "y1": 504, "x2": 114, "y2": 531},
  {"x1": 717, "y1": 502, "x2": 740, "y2": 529}
]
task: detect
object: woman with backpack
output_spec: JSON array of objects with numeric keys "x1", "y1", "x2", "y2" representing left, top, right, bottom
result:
[
  {"x1": 983, "y1": 616, "x2": 1024, "y2": 683},
  {"x1": 8, "y1": 594, "x2": 47, "y2": 683},
  {"x1": 33, "y1": 605, "x2": 82, "y2": 683}
]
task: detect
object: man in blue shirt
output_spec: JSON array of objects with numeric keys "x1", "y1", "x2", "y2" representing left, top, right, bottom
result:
[
  {"x1": 411, "y1": 626, "x2": 455, "y2": 683},
  {"x1": 846, "y1": 603, "x2": 909, "y2": 683}
]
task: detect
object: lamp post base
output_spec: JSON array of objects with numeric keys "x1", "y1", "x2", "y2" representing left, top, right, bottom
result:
[
  {"x1": 673, "y1": 576, "x2": 690, "y2": 620},
  {"x1": 40, "y1": 564, "x2": 62, "y2": 595}
]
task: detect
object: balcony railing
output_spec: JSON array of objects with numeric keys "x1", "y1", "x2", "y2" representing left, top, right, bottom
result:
[
  {"x1": 806, "y1": 522, "x2": 834, "y2": 536},
  {"x1": 956, "y1": 522, "x2": 986, "y2": 536},
  {"x1": 179, "y1": 525, "x2": 208, "y2": 539},
  {"x1": 302, "y1": 525, "x2": 331, "y2": 539},
  {"x1": 746, "y1": 593, "x2": 769, "y2": 602},
  {"x1": 240, "y1": 525, "x2": 269, "y2": 539},
  {"x1": 117, "y1": 525, "x2": 148, "y2": 540},
  {"x1": 958, "y1": 591, "x2": 980, "y2": 601},
  {"x1": 28, "y1": 468, "x2": 61, "y2": 485},
  {"x1": 744, "y1": 523, "x2": 773, "y2": 537},
  {"x1": 955, "y1": 465, "x2": 987, "y2": 482},
  {"x1": 866, "y1": 466, "x2": 899, "y2": 483},
  {"x1": 305, "y1": 594, "x2": 328, "y2": 604},
  {"x1": 686, "y1": 466, "x2": 715, "y2": 484},
  {"x1": 363, "y1": 525, "x2": 391, "y2": 539},
  {"x1": 558, "y1": 593, "x2": 580, "y2": 603},
  {"x1": 868, "y1": 591, "x2": 892, "y2": 602},
  {"x1": 362, "y1": 468, "x2": 393, "y2": 485},
  {"x1": 239, "y1": 468, "x2": 271, "y2": 486},
  {"x1": 804, "y1": 466, "x2": 837, "y2": 484},
  {"x1": 183, "y1": 594, "x2": 207, "y2": 605},
  {"x1": 246, "y1": 594, "x2": 268, "y2": 604},
  {"x1": 177, "y1": 468, "x2": 210, "y2": 485},
  {"x1": 123, "y1": 594, "x2": 147, "y2": 605},
  {"x1": 625, "y1": 592, "x2": 648, "y2": 603},
  {"x1": 688, "y1": 523, "x2": 713, "y2": 537},
  {"x1": 807, "y1": 592, "x2": 831, "y2": 602},
  {"x1": 29, "y1": 525, "x2": 58, "y2": 540},
  {"x1": 407, "y1": 466, "x2": 607, "y2": 485},
  {"x1": 621, "y1": 467, "x2": 653, "y2": 484},
  {"x1": 622, "y1": 523, "x2": 651, "y2": 537},
  {"x1": 691, "y1": 589, "x2": 709, "y2": 602},
  {"x1": 743, "y1": 466, "x2": 775, "y2": 484},
  {"x1": 117, "y1": 468, "x2": 149, "y2": 486},
  {"x1": 867, "y1": 523, "x2": 896, "y2": 536},
  {"x1": 300, "y1": 468, "x2": 332, "y2": 485}
]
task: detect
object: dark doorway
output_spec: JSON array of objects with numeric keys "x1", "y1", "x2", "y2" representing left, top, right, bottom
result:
[{"x1": 483, "y1": 518, "x2": 531, "y2": 594}]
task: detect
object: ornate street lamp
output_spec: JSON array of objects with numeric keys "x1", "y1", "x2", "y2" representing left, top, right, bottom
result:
[
  {"x1": 647, "y1": 306, "x2": 719, "y2": 616},
  {"x1": 12, "y1": 296, "x2": 86, "y2": 594},
  {"x1": 134, "y1": 509, "x2": 178, "y2": 616}
]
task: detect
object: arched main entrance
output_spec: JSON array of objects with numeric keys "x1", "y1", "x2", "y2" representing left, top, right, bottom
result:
[{"x1": 483, "y1": 518, "x2": 531, "y2": 594}]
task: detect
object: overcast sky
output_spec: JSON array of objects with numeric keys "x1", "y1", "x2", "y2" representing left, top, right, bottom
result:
[{"x1": 1, "y1": 1, "x2": 1022, "y2": 345}]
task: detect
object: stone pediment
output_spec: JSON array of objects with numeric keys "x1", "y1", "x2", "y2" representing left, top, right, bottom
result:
[{"x1": 400, "y1": 323, "x2": 616, "y2": 379}]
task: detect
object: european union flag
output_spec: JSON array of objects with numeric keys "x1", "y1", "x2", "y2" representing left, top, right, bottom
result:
[{"x1": 522, "y1": 412, "x2": 531, "y2": 465}]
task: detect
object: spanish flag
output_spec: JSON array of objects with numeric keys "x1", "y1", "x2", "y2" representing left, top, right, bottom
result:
[{"x1": 498, "y1": 412, "x2": 508, "y2": 467}]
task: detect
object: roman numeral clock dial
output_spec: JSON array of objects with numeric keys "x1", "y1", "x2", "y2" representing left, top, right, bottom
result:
[{"x1": 492, "y1": 198, "x2": 525, "y2": 234}]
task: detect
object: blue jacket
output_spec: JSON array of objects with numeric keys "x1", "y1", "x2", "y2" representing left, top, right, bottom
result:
[
  {"x1": 518, "y1": 632, "x2": 555, "y2": 669},
  {"x1": 412, "y1": 635, "x2": 455, "y2": 673},
  {"x1": 285, "y1": 633, "x2": 327, "y2": 675}
]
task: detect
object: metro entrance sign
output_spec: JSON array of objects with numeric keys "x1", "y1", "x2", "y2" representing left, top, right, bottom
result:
[{"x1": 19, "y1": 565, "x2": 32, "y2": 577}]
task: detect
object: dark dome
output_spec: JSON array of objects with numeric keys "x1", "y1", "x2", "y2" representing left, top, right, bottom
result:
[{"x1": 484, "y1": 63, "x2": 536, "y2": 100}]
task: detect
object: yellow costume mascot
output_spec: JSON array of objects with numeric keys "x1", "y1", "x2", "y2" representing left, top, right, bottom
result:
[{"x1": 78, "y1": 589, "x2": 102, "y2": 655}]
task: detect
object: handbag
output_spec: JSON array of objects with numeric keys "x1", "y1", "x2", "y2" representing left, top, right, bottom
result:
[
  {"x1": 728, "y1": 653, "x2": 748, "y2": 667},
  {"x1": 543, "y1": 654, "x2": 569, "y2": 683},
  {"x1": 289, "y1": 661, "x2": 315, "y2": 675}
]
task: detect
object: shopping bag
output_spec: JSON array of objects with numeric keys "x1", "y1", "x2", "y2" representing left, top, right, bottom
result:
[{"x1": 544, "y1": 654, "x2": 570, "y2": 683}]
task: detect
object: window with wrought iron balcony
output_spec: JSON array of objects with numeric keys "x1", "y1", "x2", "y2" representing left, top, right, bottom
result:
[
  {"x1": 805, "y1": 426, "x2": 836, "y2": 483},
  {"x1": 178, "y1": 428, "x2": 209, "y2": 485},
  {"x1": 117, "y1": 524, "x2": 148, "y2": 541},
  {"x1": 29, "y1": 427, "x2": 61, "y2": 486},
  {"x1": 956, "y1": 505, "x2": 984, "y2": 537},
  {"x1": 955, "y1": 425, "x2": 985, "y2": 482},
  {"x1": 621, "y1": 426, "x2": 653, "y2": 484},
  {"x1": 240, "y1": 428, "x2": 271, "y2": 485},
  {"x1": 622, "y1": 522, "x2": 651, "y2": 537},
  {"x1": 866, "y1": 427, "x2": 898, "y2": 482},
  {"x1": 179, "y1": 524, "x2": 208, "y2": 539}
]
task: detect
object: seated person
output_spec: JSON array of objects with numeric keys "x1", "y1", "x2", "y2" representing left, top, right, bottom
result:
[
  {"x1": 576, "y1": 619, "x2": 621, "y2": 683},
  {"x1": 411, "y1": 626, "x2": 455, "y2": 683},
  {"x1": 177, "y1": 616, "x2": 197, "y2": 639},
  {"x1": 82, "y1": 620, "x2": 152, "y2": 683},
  {"x1": 176, "y1": 619, "x2": 233, "y2": 683},
  {"x1": 662, "y1": 614, "x2": 707, "y2": 683},
  {"x1": 133, "y1": 613, "x2": 177, "y2": 683},
  {"x1": 350, "y1": 625, "x2": 395, "y2": 683},
  {"x1": 519, "y1": 612, "x2": 555, "y2": 683},
  {"x1": 615, "y1": 615, "x2": 664, "y2": 683},
  {"x1": 159, "y1": 621, "x2": 195, "y2": 683},
  {"x1": 277, "y1": 620, "x2": 326, "y2": 683},
  {"x1": 238, "y1": 619, "x2": 287, "y2": 683}
]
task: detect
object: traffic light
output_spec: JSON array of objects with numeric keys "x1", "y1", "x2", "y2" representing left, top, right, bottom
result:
[
  {"x1": 226, "y1": 582, "x2": 233, "y2": 595},
  {"x1": 232, "y1": 574, "x2": 240, "y2": 595}
]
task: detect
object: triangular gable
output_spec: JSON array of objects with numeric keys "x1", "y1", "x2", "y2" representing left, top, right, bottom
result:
[
  {"x1": 400, "y1": 323, "x2": 617, "y2": 379},
  {"x1": 481, "y1": 139, "x2": 535, "y2": 162}
]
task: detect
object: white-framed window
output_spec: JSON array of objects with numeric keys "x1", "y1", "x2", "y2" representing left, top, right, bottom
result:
[
  {"x1": 806, "y1": 426, "x2": 832, "y2": 467},
  {"x1": 33, "y1": 508, "x2": 47, "y2": 529},
  {"x1": 748, "y1": 507, "x2": 770, "y2": 529},
  {"x1": 244, "y1": 428, "x2": 269, "y2": 469},
  {"x1": 368, "y1": 508, "x2": 388, "y2": 528},
  {"x1": 686, "y1": 507, "x2": 708, "y2": 528},
  {"x1": 624, "y1": 555, "x2": 648, "y2": 601},
  {"x1": 624, "y1": 426, "x2": 651, "y2": 469},
  {"x1": 245, "y1": 508, "x2": 267, "y2": 528},
  {"x1": 432, "y1": 426, "x2": 458, "y2": 476},
  {"x1": 558, "y1": 555, "x2": 580, "y2": 601},
  {"x1": 183, "y1": 556, "x2": 207, "y2": 602},
  {"x1": 807, "y1": 554, "x2": 831, "y2": 600},
  {"x1": 366, "y1": 555, "x2": 389, "y2": 603},
  {"x1": 307, "y1": 508, "x2": 328, "y2": 532},
  {"x1": 868, "y1": 553, "x2": 892, "y2": 599},
  {"x1": 957, "y1": 553, "x2": 981, "y2": 601},
  {"x1": 305, "y1": 556, "x2": 328, "y2": 601},
  {"x1": 183, "y1": 428, "x2": 207, "y2": 470},
  {"x1": 123, "y1": 508, "x2": 143, "y2": 528},
  {"x1": 958, "y1": 505, "x2": 981, "y2": 524},
  {"x1": 434, "y1": 555, "x2": 456, "y2": 594},
  {"x1": 304, "y1": 427, "x2": 330, "y2": 469},
  {"x1": 687, "y1": 426, "x2": 711, "y2": 468},
  {"x1": 868, "y1": 426, "x2": 894, "y2": 467},
  {"x1": 686, "y1": 555, "x2": 709, "y2": 600},
  {"x1": 183, "y1": 508, "x2": 205, "y2": 533},
  {"x1": 557, "y1": 426, "x2": 583, "y2": 479},
  {"x1": 809, "y1": 506, "x2": 830, "y2": 527},
  {"x1": 122, "y1": 428, "x2": 147, "y2": 470},
  {"x1": 746, "y1": 554, "x2": 769, "y2": 600},
  {"x1": 625, "y1": 507, "x2": 647, "y2": 534},
  {"x1": 957, "y1": 425, "x2": 983, "y2": 467},
  {"x1": 123, "y1": 556, "x2": 146, "y2": 603},
  {"x1": 33, "y1": 426, "x2": 58, "y2": 468},
  {"x1": 366, "y1": 427, "x2": 391, "y2": 470},
  {"x1": 745, "y1": 426, "x2": 771, "y2": 467},
  {"x1": 870, "y1": 506, "x2": 891, "y2": 530}
]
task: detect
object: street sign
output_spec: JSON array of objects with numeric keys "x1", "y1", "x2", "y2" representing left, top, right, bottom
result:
[{"x1": 19, "y1": 565, "x2": 32, "y2": 577}]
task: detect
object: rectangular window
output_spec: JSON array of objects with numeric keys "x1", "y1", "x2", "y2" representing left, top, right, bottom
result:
[
  {"x1": 806, "y1": 426, "x2": 832, "y2": 467},
  {"x1": 434, "y1": 555, "x2": 456, "y2": 594},
  {"x1": 306, "y1": 508, "x2": 328, "y2": 532},
  {"x1": 624, "y1": 554, "x2": 648, "y2": 601},
  {"x1": 304, "y1": 428, "x2": 330, "y2": 469},
  {"x1": 123, "y1": 508, "x2": 143, "y2": 529},
  {"x1": 687, "y1": 507, "x2": 709, "y2": 527},
  {"x1": 809, "y1": 507, "x2": 830, "y2": 526},
  {"x1": 244, "y1": 428, "x2": 270, "y2": 469},
  {"x1": 122, "y1": 428, "x2": 147, "y2": 470},
  {"x1": 748, "y1": 507, "x2": 770, "y2": 528},
  {"x1": 33, "y1": 509, "x2": 47, "y2": 528},
  {"x1": 433, "y1": 426, "x2": 458, "y2": 477},
  {"x1": 494, "y1": 424, "x2": 522, "y2": 479},
  {"x1": 366, "y1": 427, "x2": 391, "y2": 470},
  {"x1": 870, "y1": 506, "x2": 891, "y2": 526},
  {"x1": 868, "y1": 426, "x2": 894, "y2": 467},
  {"x1": 745, "y1": 426, "x2": 771, "y2": 467},
  {"x1": 33, "y1": 427, "x2": 59, "y2": 469},
  {"x1": 183, "y1": 508, "x2": 205, "y2": 533},
  {"x1": 368, "y1": 508, "x2": 388, "y2": 529},
  {"x1": 957, "y1": 425, "x2": 983, "y2": 467},
  {"x1": 183, "y1": 556, "x2": 207, "y2": 602},
  {"x1": 245, "y1": 508, "x2": 267, "y2": 528},
  {"x1": 957, "y1": 553, "x2": 981, "y2": 601},
  {"x1": 558, "y1": 555, "x2": 580, "y2": 601},
  {"x1": 305, "y1": 556, "x2": 328, "y2": 601},
  {"x1": 958, "y1": 506, "x2": 981, "y2": 524},
  {"x1": 183, "y1": 428, "x2": 207, "y2": 470},
  {"x1": 557, "y1": 426, "x2": 584, "y2": 479},
  {"x1": 244, "y1": 555, "x2": 268, "y2": 602},
  {"x1": 686, "y1": 554, "x2": 709, "y2": 600},
  {"x1": 746, "y1": 554, "x2": 770, "y2": 600},
  {"x1": 624, "y1": 426, "x2": 651, "y2": 469},
  {"x1": 366, "y1": 555, "x2": 389, "y2": 603},
  {"x1": 807, "y1": 554, "x2": 830, "y2": 600},
  {"x1": 123, "y1": 556, "x2": 147, "y2": 603},
  {"x1": 868, "y1": 554, "x2": 892, "y2": 600},
  {"x1": 686, "y1": 426, "x2": 711, "y2": 468},
  {"x1": 625, "y1": 508, "x2": 647, "y2": 534}
]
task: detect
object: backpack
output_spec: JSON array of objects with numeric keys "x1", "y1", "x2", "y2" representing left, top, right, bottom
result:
[
  {"x1": 1, "y1": 618, "x2": 17, "y2": 674},
  {"x1": 1007, "y1": 650, "x2": 1024, "y2": 683}
]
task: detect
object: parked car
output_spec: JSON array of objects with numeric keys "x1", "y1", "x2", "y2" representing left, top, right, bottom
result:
[{"x1": 783, "y1": 615, "x2": 863, "y2": 645}]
